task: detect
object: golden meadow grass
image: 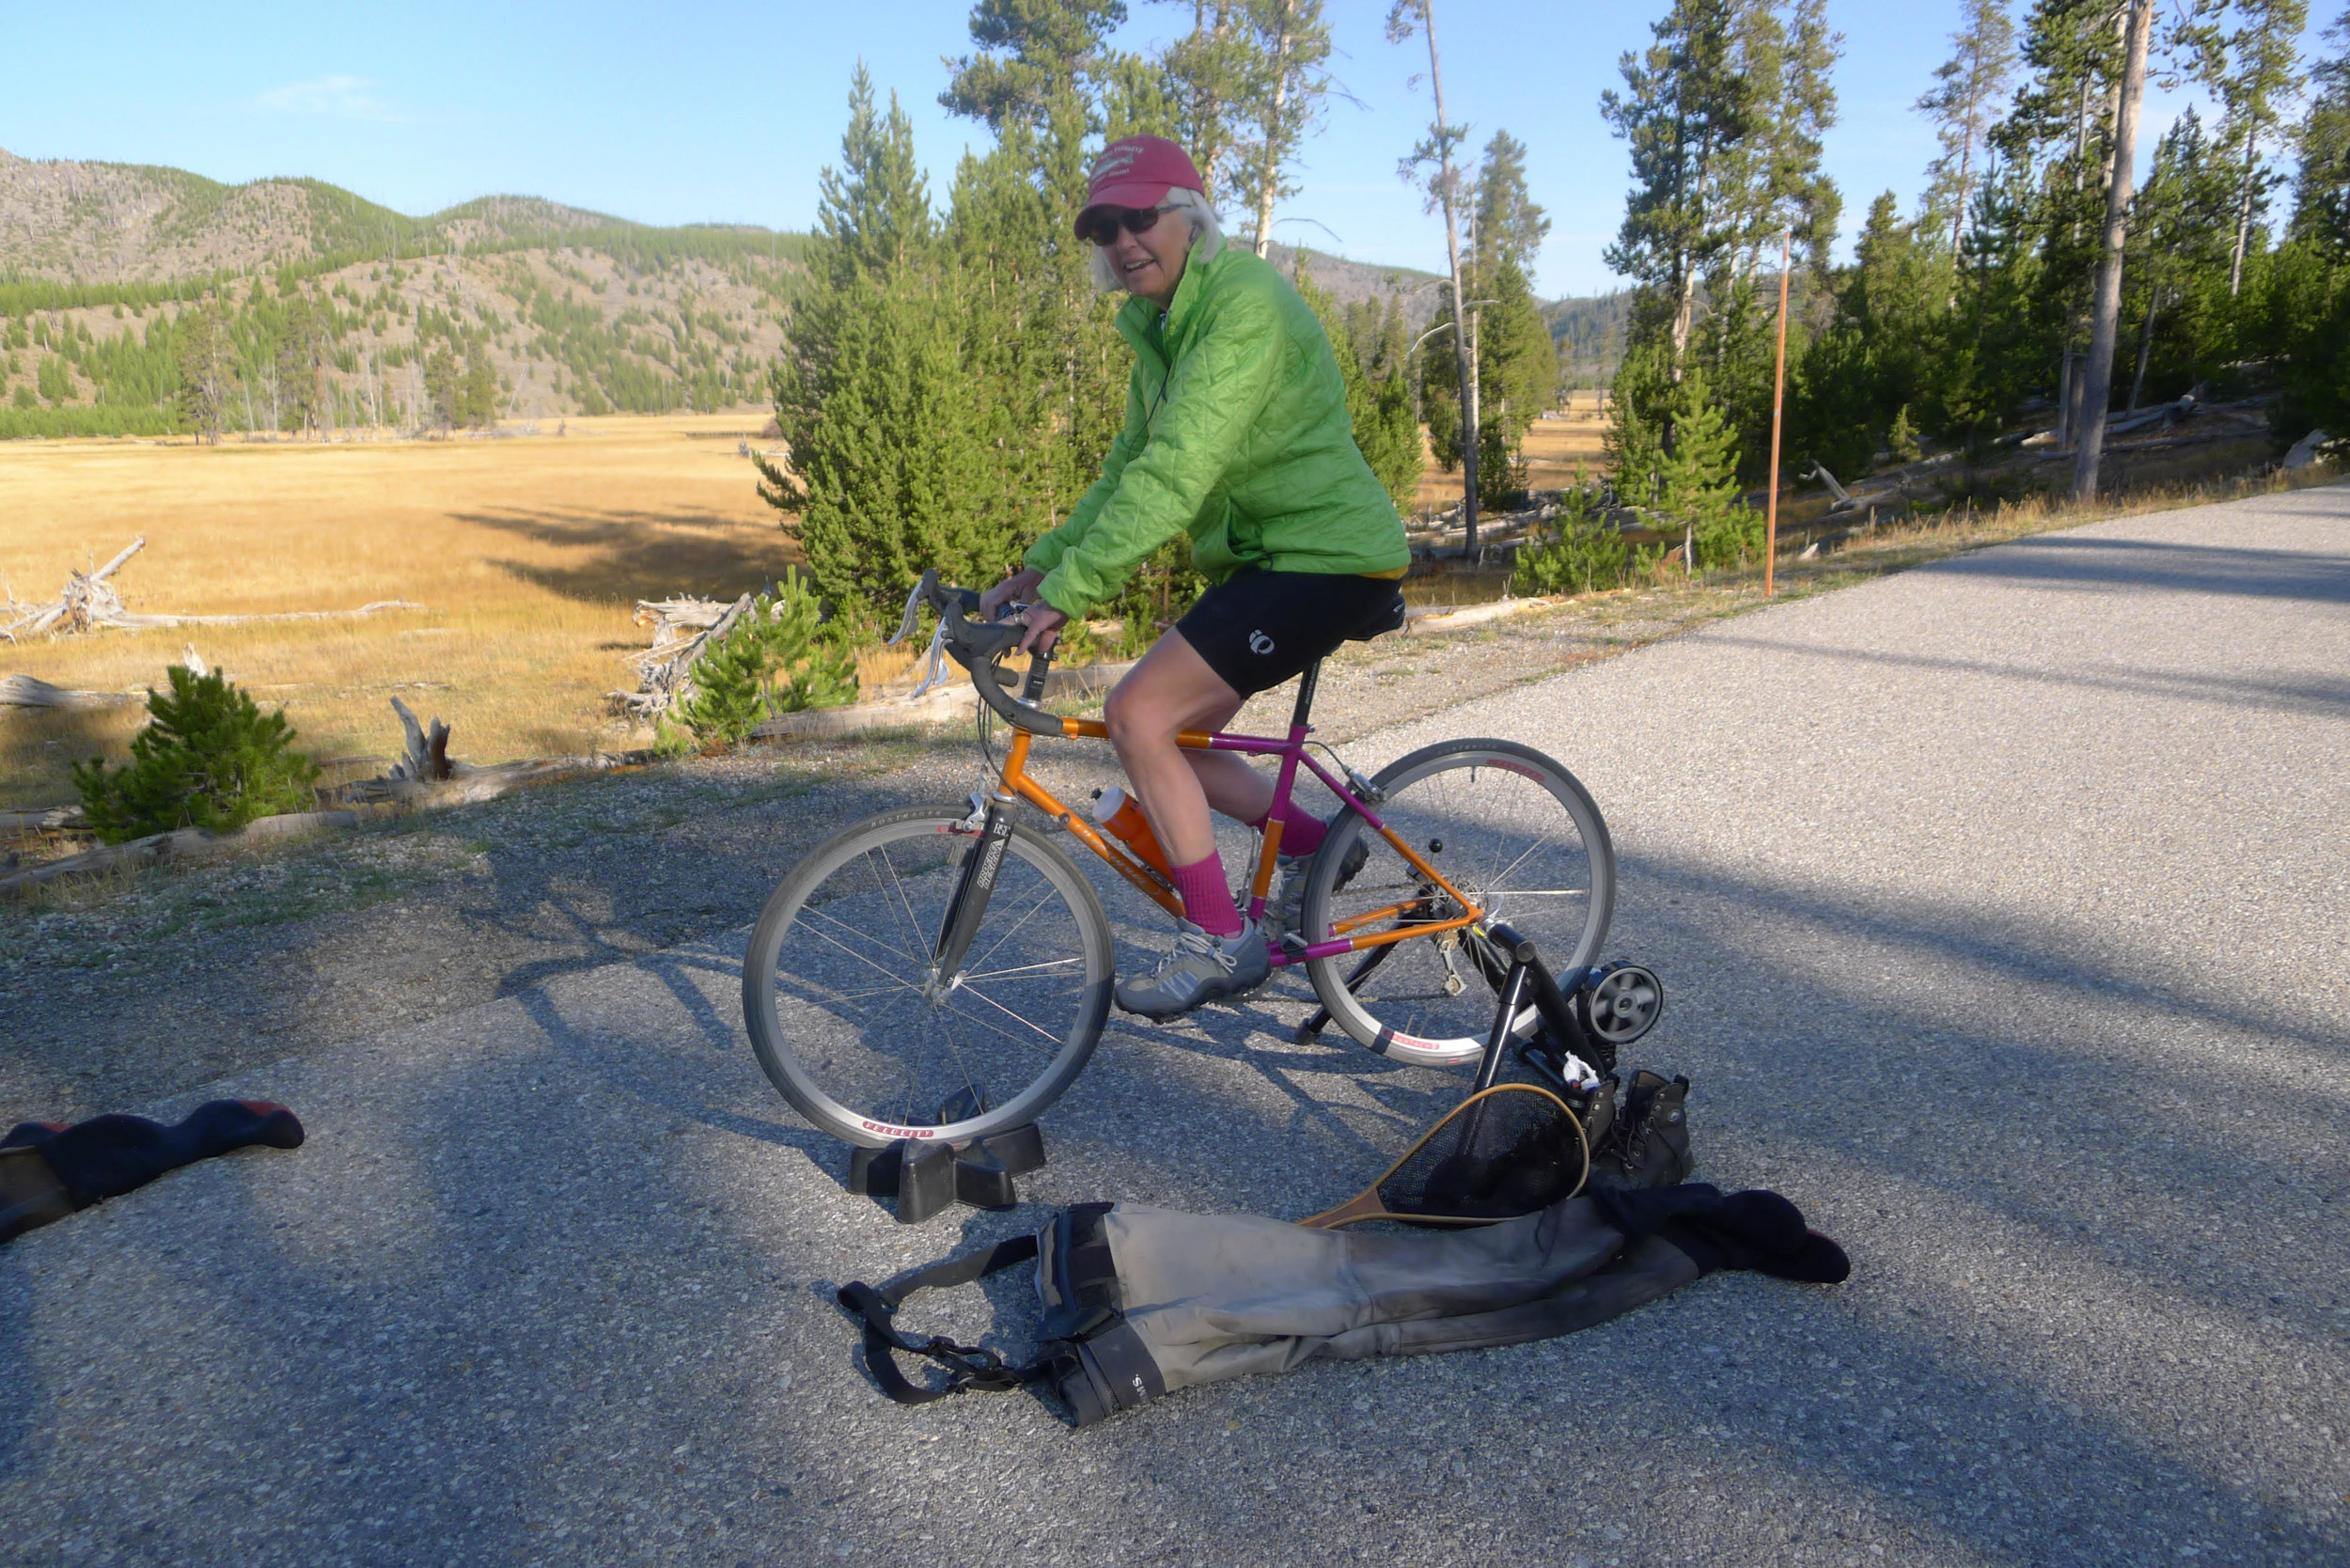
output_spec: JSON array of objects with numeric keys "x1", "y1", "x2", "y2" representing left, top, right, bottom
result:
[
  {"x1": 4, "y1": 399, "x2": 2303, "y2": 815},
  {"x1": 1, "y1": 414, "x2": 808, "y2": 808}
]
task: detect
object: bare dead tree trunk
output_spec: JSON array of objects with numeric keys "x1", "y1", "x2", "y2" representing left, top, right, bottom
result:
[
  {"x1": 2074, "y1": 0, "x2": 2154, "y2": 502},
  {"x1": 1253, "y1": 2, "x2": 1292, "y2": 258},
  {"x1": 2230, "y1": 120, "x2": 2261, "y2": 296},
  {"x1": 1420, "y1": 1, "x2": 1480, "y2": 553},
  {"x1": 2128, "y1": 289, "x2": 2158, "y2": 413}
]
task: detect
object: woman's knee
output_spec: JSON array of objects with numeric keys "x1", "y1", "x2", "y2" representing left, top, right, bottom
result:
[{"x1": 1104, "y1": 681, "x2": 1173, "y2": 751}]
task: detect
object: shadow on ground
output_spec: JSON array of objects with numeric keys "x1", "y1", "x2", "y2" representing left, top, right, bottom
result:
[{"x1": 456, "y1": 507, "x2": 804, "y2": 606}]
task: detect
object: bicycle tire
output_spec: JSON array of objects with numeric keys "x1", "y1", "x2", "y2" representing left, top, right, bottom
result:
[
  {"x1": 742, "y1": 805, "x2": 1114, "y2": 1147},
  {"x1": 1300, "y1": 738, "x2": 1615, "y2": 1067}
]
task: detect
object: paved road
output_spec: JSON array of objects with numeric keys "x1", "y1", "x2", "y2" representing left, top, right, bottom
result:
[{"x1": 4, "y1": 487, "x2": 2345, "y2": 1566}]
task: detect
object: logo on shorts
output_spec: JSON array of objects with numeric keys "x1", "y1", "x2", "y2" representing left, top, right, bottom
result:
[{"x1": 1248, "y1": 630, "x2": 1276, "y2": 655}]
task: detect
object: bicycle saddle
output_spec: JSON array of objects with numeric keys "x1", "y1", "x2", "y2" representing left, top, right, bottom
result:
[{"x1": 1346, "y1": 588, "x2": 1408, "y2": 643}]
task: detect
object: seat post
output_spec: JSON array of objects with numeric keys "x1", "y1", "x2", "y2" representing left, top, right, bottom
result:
[{"x1": 1289, "y1": 659, "x2": 1323, "y2": 731}]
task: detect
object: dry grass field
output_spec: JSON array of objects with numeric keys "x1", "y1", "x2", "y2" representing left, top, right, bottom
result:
[
  {"x1": 0, "y1": 415, "x2": 809, "y2": 809},
  {"x1": 1408, "y1": 388, "x2": 1610, "y2": 516},
  {"x1": 7, "y1": 401, "x2": 1623, "y2": 812}
]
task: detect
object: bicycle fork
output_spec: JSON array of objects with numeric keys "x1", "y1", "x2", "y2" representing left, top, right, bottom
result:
[{"x1": 927, "y1": 795, "x2": 1015, "y2": 999}]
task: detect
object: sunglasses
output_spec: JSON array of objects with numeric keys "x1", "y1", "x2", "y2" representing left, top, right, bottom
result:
[{"x1": 1080, "y1": 205, "x2": 1173, "y2": 247}]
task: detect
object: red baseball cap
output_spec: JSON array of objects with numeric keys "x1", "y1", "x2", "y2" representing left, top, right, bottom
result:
[{"x1": 1074, "y1": 135, "x2": 1206, "y2": 237}]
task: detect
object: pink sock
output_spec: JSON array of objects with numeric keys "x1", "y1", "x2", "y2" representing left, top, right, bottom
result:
[
  {"x1": 1168, "y1": 852, "x2": 1245, "y2": 938},
  {"x1": 1255, "y1": 808, "x2": 1328, "y2": 858}
]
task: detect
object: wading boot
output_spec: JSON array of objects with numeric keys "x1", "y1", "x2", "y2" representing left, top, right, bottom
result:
[{"x1": 1585, "y1": 1071, "x2": 1694, "y2": 1191}]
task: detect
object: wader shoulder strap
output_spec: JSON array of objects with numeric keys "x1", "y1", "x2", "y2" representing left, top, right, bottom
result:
[{"x1": 836, "y1": 1234, "x2": 1041, "y2": 1405}]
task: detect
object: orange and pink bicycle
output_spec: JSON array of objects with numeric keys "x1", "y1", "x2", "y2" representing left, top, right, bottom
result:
[{"x1": 743, "y1": 572, "x2": 1659, "y2": 1149}]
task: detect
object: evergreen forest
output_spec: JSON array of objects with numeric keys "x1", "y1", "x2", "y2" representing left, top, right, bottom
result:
[{"x1": 1603, "y1": 0, "x2": 2350, "y2": 515}]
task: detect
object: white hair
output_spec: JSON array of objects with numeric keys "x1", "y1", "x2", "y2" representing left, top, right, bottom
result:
[{"x1": 1089, "y1": 187, "x2": 1224, "y2": 294}]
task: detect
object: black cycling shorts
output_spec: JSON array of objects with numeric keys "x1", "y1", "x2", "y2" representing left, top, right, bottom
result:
[{"x1": 1173, "y1": 569, "x2": 1405, "y2": 698}]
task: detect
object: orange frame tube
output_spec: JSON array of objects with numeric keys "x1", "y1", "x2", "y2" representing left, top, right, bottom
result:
[{"x1": 995, "y1": 725, "x2": 1486, "y2": 954}]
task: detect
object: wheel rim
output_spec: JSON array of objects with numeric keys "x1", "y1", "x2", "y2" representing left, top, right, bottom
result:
[
  {"x1": 746, "y1": 813, "x2": 1110, "y2": 1143},
  {"x1": 1308, "y1": 745, "x2": 1612, "y2": 1062}
]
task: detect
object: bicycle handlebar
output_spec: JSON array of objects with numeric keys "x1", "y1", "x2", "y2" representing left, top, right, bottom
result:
[{"x1": 888, "y1": 570, "x2": 1061, "y2": 735}]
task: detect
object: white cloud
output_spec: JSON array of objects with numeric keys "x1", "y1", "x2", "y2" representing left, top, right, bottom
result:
[{"x1": 254, "y1": 75, "x2": 402, "y2": 122}]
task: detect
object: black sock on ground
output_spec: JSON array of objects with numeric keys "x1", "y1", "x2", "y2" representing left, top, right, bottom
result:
[{"x1": 2, "y1": 1100, "x2": 304, "y2": 1208}]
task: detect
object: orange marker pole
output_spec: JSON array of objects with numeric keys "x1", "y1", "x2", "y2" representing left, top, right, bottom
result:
[{"x1": 1765, "y1": 227, "x2": 1792, "y2": 597}]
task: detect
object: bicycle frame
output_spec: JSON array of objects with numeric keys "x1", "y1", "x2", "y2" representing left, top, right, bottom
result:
[{"x1": 981, "y1": 657, "x2": 1484, "y2": 972}]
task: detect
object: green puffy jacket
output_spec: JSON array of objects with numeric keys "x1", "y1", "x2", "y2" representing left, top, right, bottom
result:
[{"x1": 1024, "y1": 234, "x2": 1411, "y2": 619}]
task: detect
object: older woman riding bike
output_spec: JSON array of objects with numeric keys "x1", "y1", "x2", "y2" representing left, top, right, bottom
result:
[{"x1": 978, "y1": 135, "x2": 1411, "y2": 1021}]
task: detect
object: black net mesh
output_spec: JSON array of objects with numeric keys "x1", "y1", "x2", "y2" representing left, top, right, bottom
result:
[{"x1": 1376, "y1": 1086, "x2": 1586, "y2": 1222}]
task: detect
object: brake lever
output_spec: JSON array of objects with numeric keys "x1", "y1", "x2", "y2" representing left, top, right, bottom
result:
[
  {"x1": 907, "y1": 620, "x2": 951, "y2": 698},
  {"x1": 885, "y1": 578, "x2": 926, "y2": 648}
]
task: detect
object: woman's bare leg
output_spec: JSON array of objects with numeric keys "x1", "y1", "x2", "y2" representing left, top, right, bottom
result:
[{"x1": 1102, "y1": 631, "x2": 1270, "y2": 865}]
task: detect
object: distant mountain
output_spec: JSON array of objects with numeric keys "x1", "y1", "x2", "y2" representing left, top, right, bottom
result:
[
  {"x1": 0, "y1": 149, "x2": 1622, "y2": 436},
  {"x1": 0, "y1": 147, "x2": 796, "y2": 284}
]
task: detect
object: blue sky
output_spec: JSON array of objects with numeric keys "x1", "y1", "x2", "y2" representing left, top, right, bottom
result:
[{"x1": 0, "y1": 1, "x2": 2278, "y2": 297}]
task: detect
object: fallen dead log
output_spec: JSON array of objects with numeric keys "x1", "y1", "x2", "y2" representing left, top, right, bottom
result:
[
  {"x1": 0, "y1": 804, "x2": 88, "y2": 834},
  {"x1": 3, "y1": 532, "x2": 424, "y2": 638},
  {"x1": 388, "y1": 696, "x2": 453, "y2": 781},
  {"x1": 3, "y1": 537, "x2": 144, "y2": 638},
  {"x1": 0, "y1": 675, "x2": 141, "y2": 710},
  {"x1": 0, "y1": 810, "x2": 361, "y2": 902},
  {"x1": 102, "y1": 600, "x2": 424, "y2": 630},
  {"x1": 335, "y1": 751, "x2": 664, "y2": 808},
  {"x1": 749, "y1": 660, "x2": 1138, "y2": 742},
  {"x1": 612, "y1": 591, "x2": 755, "y2": 718}
]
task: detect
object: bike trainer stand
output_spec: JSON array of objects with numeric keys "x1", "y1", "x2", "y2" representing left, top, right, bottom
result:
[
  {"x1": 1442, "y1": 920, "x2": 1667, "y2": 1096},
  {"x1": 842, "y1": 1089, "x2": 1050, "y2": 1224}
]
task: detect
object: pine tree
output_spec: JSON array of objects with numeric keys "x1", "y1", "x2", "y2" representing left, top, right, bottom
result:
[
  {"x1": 1790, "y1": 191, "x2": 1943, "y2": 478},
  {"x1": 1603, "y1": 0, "x2": 1754, "y2": 376},
  {"x1": 424, "y1": 348, "x2": 461, "y2": 431},
  {"x1": 1659, "y1": 367, "x2": 1753, "y2": 566},
  {"x1": 1918, "y1": 0, "x2": 2020, "y2": 257},
  {"x1": 2122, "y1": 108, "x2": 2239, "y2": 404},
  {"x1": 942, "y1": 0, "x2": 1130, "y2": 133},
  {"x1": 73, "y1": 666, "x2": 320, "y2": 843},
  {"x1": 459, "y1": 347, "x2": 499, "y2": 427},
  {"x1": 1292, "y1": 257, "x2": 1424, "y2": 509},
  {"x1": 1237, "y1": 0, "x2": 1339, "y2": 256},
  {"x1": 1471, "y1": 130, "x2": 1551, "y2": 274},
  {"x1": 1389, "y1": 0, "x2": 1486, "y2": 547},
  {"x1": 2266, "y1": 10, "x2": 2350, "y2": 442},
  {"x1": 2292, "y1": 8, "x2": 2350, "y2": 249},
  {"x1": 175, "y1": 302, "x2": 231, "y2": 444},
  {"x1": 2184, "y1": 0, "x2": 2311, "y2": 295}
]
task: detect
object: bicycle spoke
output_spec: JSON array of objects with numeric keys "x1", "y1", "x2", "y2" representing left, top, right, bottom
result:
[
  {"x1": 949, "y1": 983, "x2": 1073, "y2": 1055},
  {"x1": 790, "y1": 914, "x2": 931, "y2": 994},
  {"x1": 874, "y1": 842, "x2": 942, "y2": 962},
  {"x1": 961, "y1": 879, "x2": 1061, "y2": 978},
  {"x1": 798, "y1": 900, "x2": 919, "y2": 969},
  {"x1": 959, "y1": 955, "x2": 1089, "y2": 982}
]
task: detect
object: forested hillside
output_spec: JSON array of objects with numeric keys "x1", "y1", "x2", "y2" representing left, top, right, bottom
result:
[{"x1": 0, "y1": 149, "x2": 810, "y2": 437}]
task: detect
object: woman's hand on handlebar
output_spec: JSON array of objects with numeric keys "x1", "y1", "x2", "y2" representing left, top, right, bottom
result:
[
  {"x1": 1014, "y1": 602, "x2": 1066, "y2": 654},
  {"x1": 979, "y1": 568, "x2": 1043, "y2": 624}
]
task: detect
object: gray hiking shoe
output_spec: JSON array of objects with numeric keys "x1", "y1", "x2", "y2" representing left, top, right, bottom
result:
[
  {"x1": 1265, "y1": 837, "x2": 1370, "y2": 948},
  {"x1": 1115, "y1": 922, "x2": 1272, "y2": 1020}
]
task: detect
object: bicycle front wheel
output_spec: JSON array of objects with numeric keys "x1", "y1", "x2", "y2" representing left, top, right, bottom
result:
[
  {"x1": 1301, "y1": 739, "x2": 1615, "y2": 1067},
  {"x1": 742, "y1": 806, "x2": 1114, "y2": 1146}
]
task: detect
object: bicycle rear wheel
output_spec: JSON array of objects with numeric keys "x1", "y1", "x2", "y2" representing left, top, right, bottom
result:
[
  {"x1": 743, "y1": 806, "x2": 1113, "y2": 1146},
  {"x1": 1300, "y1": 739, "x2": 1614, "y2": 1067}
]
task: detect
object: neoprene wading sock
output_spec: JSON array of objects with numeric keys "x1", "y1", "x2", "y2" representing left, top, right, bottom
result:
[
  {"x1": 0, "y1": 1100, "x2": 306, "y2": 1243},
  {"x1": 1168, "y1": 852, "x2": 1246, "y2": 938},
  {"x1": 1590, "y1": 1184, "x2": 1851, "y2": 1285}
]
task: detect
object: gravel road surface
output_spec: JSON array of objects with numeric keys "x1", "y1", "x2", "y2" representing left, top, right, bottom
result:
[{"x1": 3, "y1": 485, "x2": 2344, "y2": 1566}]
